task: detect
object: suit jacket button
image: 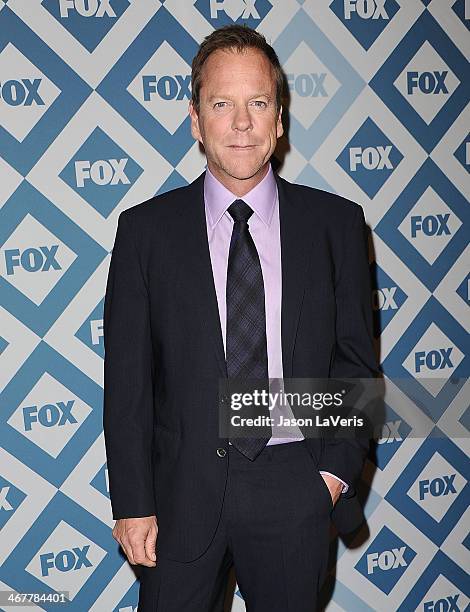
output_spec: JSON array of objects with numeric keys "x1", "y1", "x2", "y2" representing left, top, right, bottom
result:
[{"x1": 216, "y1": 448, "x2": 227, "y2": 458}]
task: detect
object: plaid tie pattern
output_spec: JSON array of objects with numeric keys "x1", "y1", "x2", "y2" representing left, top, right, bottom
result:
[{"x1": 226, "y1": 199, "x2": 271, "y2": 460}]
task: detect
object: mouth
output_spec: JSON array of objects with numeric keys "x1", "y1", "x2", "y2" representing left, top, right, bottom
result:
[{"x1": 228, "y1": 145, "x2": 257, "y2": 150}]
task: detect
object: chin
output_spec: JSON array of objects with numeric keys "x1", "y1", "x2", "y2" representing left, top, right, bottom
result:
[{"x1": 223, "y1": 161, "x2": 266, "y2": 181}]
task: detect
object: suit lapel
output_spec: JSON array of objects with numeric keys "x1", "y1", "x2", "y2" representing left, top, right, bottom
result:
[
  {"x1": 184, "y1": 172, "x2": 228, "y2": 378},
  {"x1": 275, "y1": 174, "x2": 313, "y2": 379},
  {"x1": 183, "y1": 170, "x2": 313, "y2": 381}
]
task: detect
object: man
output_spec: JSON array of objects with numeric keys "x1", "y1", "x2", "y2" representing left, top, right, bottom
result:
[{"x1": 103, "y1": 25, "x2": 379, "y2": 611}]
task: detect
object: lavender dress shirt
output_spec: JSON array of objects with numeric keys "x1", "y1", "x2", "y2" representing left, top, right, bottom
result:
[{"x1": 203, "y1": 163, "x2": 348, "y2": 493}]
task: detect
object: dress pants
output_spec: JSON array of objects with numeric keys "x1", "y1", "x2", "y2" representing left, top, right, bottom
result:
[{"x1": 138, "y1": 439, "x2": 332, "y2": 612}]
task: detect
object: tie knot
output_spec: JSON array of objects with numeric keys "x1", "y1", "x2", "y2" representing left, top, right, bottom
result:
[{"x1": 228, "y1": 199, "x2": 254, "y2": 223}]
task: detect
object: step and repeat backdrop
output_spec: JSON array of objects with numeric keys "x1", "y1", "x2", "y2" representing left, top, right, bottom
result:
[{"x1": 0, "y1": 1, "x2": 469, "y2": 611}]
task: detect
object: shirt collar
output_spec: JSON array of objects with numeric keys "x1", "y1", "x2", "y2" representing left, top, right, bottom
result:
[{"x1": 204, "y1": 163, "x2": 277, "y2": 229}]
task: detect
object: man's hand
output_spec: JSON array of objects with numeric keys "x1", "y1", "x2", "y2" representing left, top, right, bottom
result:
[
  {"x1": 320, "y1": 474, "x2": 343, "y2": 507},
  {"x1": 112, "y1": 516, "x2": 158, "y2": 566}
]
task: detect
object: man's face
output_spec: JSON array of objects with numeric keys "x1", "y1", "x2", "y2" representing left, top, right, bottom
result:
[{"x1": 189, "y1": 47, "x2": 283, "y2": 191}]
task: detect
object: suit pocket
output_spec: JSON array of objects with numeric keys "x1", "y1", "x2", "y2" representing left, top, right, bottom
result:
[
  {"x1": 301, "y1": 443, "x2": 333, "y2": 515},
  {"x1": 315, "y1": 470, "x2": 334, "y2": 514}
]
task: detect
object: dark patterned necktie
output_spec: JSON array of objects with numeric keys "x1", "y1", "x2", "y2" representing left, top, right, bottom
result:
[{"x1": 226, "y1": 199, "x2": 271, "y2": 460}]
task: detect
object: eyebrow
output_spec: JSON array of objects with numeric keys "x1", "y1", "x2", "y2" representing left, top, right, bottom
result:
[{"x1": 207, "y1": 93, "x2": 273, "y2": 102}]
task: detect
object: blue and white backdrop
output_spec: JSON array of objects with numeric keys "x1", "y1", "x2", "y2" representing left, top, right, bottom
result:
[{"x1": 0, "y1": 1, "x2": 469, "y2": 611}]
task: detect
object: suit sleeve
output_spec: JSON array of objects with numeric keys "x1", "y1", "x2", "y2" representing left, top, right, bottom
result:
[
  {"x1": 103, "y1": 211, "x2": 156, "y2": 519},
  {"x1": 318, "y1": 204, "x2": 379, "y2": 498}
]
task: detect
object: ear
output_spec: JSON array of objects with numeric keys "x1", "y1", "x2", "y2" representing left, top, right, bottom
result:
[
  {"x1": 189, "y1": 101, "x2": 203, "y2": 144},
  {"x1": 276, "y1": 104, "x2": 284, "y2": 139}
]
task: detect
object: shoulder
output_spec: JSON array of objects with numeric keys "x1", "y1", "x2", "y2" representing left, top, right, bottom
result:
[
  {"x1": 119, "y1": 179, "x2": 200, "y2": 227},
  {"x1": 277, "y1": 174, "x2": 362, "y2": 226}
]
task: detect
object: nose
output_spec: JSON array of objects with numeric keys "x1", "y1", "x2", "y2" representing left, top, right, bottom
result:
[{"x1": 232, "y1": 105, "x2": 253, "y2": 132}]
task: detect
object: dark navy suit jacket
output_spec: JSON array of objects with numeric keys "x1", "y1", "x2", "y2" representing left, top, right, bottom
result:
[{"x1": 103, "y1": 171, "x2": 380, "y2": 562}]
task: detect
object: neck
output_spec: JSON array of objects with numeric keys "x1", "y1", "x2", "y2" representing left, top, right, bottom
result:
[{"x1": 207, "y1": 163, "x2": 270, "y2": 196}]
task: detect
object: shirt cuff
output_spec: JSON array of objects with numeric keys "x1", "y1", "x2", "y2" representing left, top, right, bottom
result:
[{"x1": 319, "y1": 470, "x2": 349, "y2": 494}]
